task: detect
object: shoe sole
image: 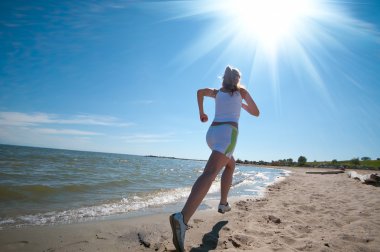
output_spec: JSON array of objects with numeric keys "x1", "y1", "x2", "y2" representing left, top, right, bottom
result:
[
  {"x1": 169, "y1": 214, "x2": 181, "y2": 252},
  {"x1": 218, "y1": 208, "x2": 231, "y2": 214}
]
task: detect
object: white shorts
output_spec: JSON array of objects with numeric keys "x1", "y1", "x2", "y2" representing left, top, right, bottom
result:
[{"x1": 206, "y1": 124, "x2": 238, "y2": 158}]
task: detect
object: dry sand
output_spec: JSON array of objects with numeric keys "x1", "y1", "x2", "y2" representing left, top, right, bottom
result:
[{"x1": 1, "y1": 167, "x2": 379, "y2": 252}]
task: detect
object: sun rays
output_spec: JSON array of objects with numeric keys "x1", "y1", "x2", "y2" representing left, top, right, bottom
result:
[{"x1": 153, "y1": 0, "x2": 379, "y2": 112}]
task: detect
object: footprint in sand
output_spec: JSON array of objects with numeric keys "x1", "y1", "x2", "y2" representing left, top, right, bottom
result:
[
  {"x1": 298, "y1": 204, "x2": 317, "y2": 213},
  {"x1": 235, "y1": 200, "x2": 250, "y2": 211},
  {"x1": 339, "y1": 234, "x2": 374, "y2": 243},
  {"x1": 279, "y1": 235, "x2": 297, "y2": 245},
  {"x1": 294, "y1": 240, "x2": 314, "y2": 251},
  {"x1": 291, "y1": 224, "x2": 312, "y2": 234},
  {"x1": 95, "y1": 233, "x2": 107, "y2": 240},
  {"x1": 4, "y1": 240, "x2": 30, "y2": 250},
  {"x1": 228, "y1": 234, "x2": 256, "y2": 248}
]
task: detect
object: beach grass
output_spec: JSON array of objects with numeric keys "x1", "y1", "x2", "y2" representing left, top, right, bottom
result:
[{"x1": 308, "y1": 159, "x2": 380, "y2": 170}]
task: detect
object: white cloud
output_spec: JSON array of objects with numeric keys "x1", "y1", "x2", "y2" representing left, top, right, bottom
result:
[
  {"x1": 0, "y1": 126, "x2": 96, "y2": 151},
  {"x1": 0, "y1": 111, "x2": 182, "y2": 155},
  {"x1": 0, "y1": 112, "x2": 53, "y2": 126},
  {"x1": 55, "y1": 115, "x2": 134, "y2": 127},
  {"x1": 122, "y1": 133, "x2": 177, "y2": 143},
  {"x1": 36, "y1": 128, "x2": 102, "y2": 136},
  {"x1": 0, "y1": 111, "x2": 133, "y2": 127},
  {"x1": 0, "y1": 111, "x2": 133, "y2": 148},
  {"x1": 130, "y1": 100, "x2": 154, "y2": 105}
]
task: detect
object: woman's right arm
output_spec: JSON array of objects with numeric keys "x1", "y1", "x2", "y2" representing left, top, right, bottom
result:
[
  {"x1": 197, "y1": 88, "x2": 217, "y2": 122},
  {"x1": 240, "y1": 88, "x2": 260, "y2": 117}
]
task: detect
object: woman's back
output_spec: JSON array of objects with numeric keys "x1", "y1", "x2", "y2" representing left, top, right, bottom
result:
[{"x1": 213, "y1": 90, "x2": 242, "y2": 123}]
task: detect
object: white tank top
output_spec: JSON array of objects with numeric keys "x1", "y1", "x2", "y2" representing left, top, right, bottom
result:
[{"x1": 213, "y1": 90, "x2": 242, "y2": 123}]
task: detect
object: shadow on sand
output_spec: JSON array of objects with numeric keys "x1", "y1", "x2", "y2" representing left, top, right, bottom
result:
[{"x1": 190, "y1": 220, "x2": 228, "y2": 252}]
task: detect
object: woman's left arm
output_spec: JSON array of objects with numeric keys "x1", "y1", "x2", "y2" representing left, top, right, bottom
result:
[{"x1": 240, "y1": 88, "x2": 260, "y2": 117}]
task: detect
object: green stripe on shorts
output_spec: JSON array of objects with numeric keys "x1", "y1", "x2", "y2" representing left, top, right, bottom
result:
[{"x1": 224, "y1": 127, "x2": 238, "y2": 156}]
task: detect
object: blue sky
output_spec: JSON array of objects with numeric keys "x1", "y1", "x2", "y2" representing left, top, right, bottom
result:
[{"x1": 1, "y1": 0, "x2": 379, "y2": 162}]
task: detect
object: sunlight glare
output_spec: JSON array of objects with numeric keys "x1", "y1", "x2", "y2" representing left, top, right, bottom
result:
[
  {"x1": 222, "y1": 0, "x2": 315, "y2": 51},
  {"x1": 162, "y1": 0, "x2": 378, "y2": 111}
]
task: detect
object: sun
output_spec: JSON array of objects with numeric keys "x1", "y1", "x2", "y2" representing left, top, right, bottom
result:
[
  {"x1": 157, "y1": 0, "x2": 320, "y2": 59},
  {"x1": 219, "y1": 0, "x2": 316, "y2": 52},
  {"x1": 158, "y1": 0, "x2": 375, "y2": 105}
]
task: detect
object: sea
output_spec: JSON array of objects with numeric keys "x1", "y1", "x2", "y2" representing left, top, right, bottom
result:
[{"x1": 0, "y1": 144, "x2": 288, "y2": 229}]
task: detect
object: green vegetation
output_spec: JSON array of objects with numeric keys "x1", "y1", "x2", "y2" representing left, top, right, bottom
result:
[
  {"x1": 360, "y1": 159, "x2": 380, "y2": 167},
  {"x1": 297, "y1": 156, "x2": 307, "y2": 166},
  {"x1": 236, "y1": 156, "x2": 380, "y2": 170},
  {"x1": 335, "y1": 159, "x2": 380, "y2": 170}
]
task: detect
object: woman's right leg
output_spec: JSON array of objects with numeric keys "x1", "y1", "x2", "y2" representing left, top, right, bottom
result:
[
  {"x1": 220, "y1": 156, "x2": 235, "y2": 205},
  {"x1": 181, "y1": 151, "x2": 230, "y2": 224}
]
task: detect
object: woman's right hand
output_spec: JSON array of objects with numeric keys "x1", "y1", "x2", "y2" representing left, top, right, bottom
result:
[
  {"x1": 200, "y1": 113, "x2": 208, "y2": 123},
  {"x1": 197, "y1": 88, "x2": 216, "y2": 123}
]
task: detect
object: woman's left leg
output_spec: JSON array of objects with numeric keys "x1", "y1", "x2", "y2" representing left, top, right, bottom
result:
[{"x1": 181, "y1": 151, "x2": 230, "y2": 224}]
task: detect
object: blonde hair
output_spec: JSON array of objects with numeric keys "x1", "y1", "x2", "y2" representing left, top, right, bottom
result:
[{"x1": 222, "y1": 66, "x2": 241, "y2": 94}]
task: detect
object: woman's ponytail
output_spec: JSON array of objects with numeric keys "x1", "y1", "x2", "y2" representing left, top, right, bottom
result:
[{"x1": 222, "y1": 66, "x2": 240, "y2": 95}]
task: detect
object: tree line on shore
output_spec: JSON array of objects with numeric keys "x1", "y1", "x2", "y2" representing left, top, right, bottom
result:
[{"x1": 236, "y1": 156, "x2": 380, "y2": 170}]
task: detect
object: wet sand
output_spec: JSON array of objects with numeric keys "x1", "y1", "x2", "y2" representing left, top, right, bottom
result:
[{"x1": 1, "y1": 167, "x2": 379, "y2": 251}]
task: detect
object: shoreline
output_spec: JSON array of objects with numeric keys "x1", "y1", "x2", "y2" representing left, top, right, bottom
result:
[
  {"x1": 1, "y1": 167, "x2": 379, "y2": 251},
  {"x1": 0, "y1": 165, "x2": 286, "y2": 231}
]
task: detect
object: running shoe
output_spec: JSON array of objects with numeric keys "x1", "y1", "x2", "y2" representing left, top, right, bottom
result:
[
  {"x1": 218, "y1": 202, "x2": 231, "y2": 214},
  {"x1": 169, "y1": 212, "x2": 187, "y2": 252}
]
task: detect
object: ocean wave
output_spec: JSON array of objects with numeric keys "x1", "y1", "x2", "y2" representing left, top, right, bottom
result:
[
  {"x1": 255, "y1": 172, "x2": 269, "y2": 180},
  {"x1": 232, "y1": 178, "x2": 257, "y2": 188},
  {"x1": 0, "y1": 186, "x2": 193, "y2": 228},
  {"x1": 0, "y1": 145, "x2": 289, "y2": 229},
  {"x1": 0, "y1": 185, "x2": 57, "y2": 201},
  {"x1": 0, "y1": 179, "x2": 134, "y2": 201}
]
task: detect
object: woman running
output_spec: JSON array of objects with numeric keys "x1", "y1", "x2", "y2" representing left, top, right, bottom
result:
[{"x1": 170, "y1": 65, "x2": 260, "y2": 251}]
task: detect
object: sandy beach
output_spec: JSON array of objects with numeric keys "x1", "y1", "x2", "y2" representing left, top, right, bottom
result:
[{"x1": 1, "y1": 167, "x2": 379, "y2": 252}]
